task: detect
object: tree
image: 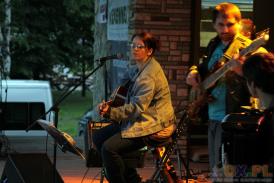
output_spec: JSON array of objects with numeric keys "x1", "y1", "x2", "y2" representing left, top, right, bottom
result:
[
  {"x1": 0, "y1": 0, "x2": 94, "y2": 92},
  {"x1": 62, "y1": 0, "x2": 94, "y2": 96},
  {"x1": 0, "y1": 0, "x2": 11, "y2": 78}
]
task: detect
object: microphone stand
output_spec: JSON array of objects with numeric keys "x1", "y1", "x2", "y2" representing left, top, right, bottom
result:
[{"x1": 25, "y1": 59, "x2": 108, "y2": 183}]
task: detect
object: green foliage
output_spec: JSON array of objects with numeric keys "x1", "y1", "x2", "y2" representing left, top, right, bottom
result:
[
  {"x1": 0, "y1": 0, "x2": 94, "y2": 79},
  {"x1": 53, "y1": 90, "x2": 93, "y2": 137}
]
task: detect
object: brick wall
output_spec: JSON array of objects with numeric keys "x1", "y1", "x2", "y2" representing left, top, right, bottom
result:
[
  {"x1": 129, "y1": 0, "x2": 192, "y2": 111},
  {"x1": 129, "y1": 0, "x2": 193, "y2": 160}
]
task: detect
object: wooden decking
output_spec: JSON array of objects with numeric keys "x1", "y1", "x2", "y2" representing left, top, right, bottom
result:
[{"x1": 0, "y1": 135, "x2": 210, "y2": 183}]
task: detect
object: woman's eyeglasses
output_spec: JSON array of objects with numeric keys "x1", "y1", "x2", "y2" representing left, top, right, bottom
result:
[{"x1": 130, "y1": 43, "x2": 146, "y2": 50}]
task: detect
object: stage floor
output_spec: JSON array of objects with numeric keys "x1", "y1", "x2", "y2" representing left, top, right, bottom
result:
[{"x1": 0, "y1": 135, "x2": 211, "y2": 183}]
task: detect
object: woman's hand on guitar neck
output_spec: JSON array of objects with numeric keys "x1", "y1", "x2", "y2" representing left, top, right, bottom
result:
[
  {"x1": 186, "y1": 69, "x2": 201, "y2": 87},
  {"x1": 98, "y1": 100, "x2": 110, "y2": 117}
]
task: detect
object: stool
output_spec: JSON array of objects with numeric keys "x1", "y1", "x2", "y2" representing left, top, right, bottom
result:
[
  {"x1": 147, "y1": 110, "x2": 191, "y2": 183},
  {"x1": 147, "y1": 139, "x2": 180, "y2": 183}
]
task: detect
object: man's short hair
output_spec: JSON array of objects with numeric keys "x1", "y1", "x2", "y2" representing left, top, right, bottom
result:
[
  {"x1": 212, "y1": 2, "x2": 241, "y2": 23},
  {"x1": 242, "y1": 53, "x2": 274, "y2": 95}
]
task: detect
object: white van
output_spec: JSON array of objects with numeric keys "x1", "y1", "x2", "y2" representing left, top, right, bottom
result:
[{"x1": 0, "y1": 80, "x2": 54, "y2": 136}]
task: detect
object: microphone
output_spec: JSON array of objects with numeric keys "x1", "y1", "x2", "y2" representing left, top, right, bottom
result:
[{"x1": 96, "y1": 53, "x2": 123, "y2": 62}]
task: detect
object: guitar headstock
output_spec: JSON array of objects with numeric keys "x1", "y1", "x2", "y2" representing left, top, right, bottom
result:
[
  {"x1": 255, "y1": 28, "x2": 270, "y2": 40},
  {"x1": 239, "y1": 28, "x2": 269, "y2": 57}
]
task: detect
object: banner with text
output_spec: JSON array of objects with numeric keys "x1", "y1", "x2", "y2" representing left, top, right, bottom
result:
[{"x1": 107, "y1": 0, "x2": 129, "y2": 41}]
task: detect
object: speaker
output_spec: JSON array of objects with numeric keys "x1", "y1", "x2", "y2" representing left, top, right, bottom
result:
[
  {"x1": 1, "y1": 153, "x2": 64, "y2": 183},
  {"x1": 223, "y1": 131, "x2": 265, "y2": 165}
]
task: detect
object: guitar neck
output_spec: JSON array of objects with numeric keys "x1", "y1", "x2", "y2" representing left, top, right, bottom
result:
[{"x1": 201, "y1": 58, "x2": 234, "y2": 89}]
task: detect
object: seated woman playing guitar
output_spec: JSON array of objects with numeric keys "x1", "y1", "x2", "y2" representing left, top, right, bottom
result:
[{"x1": 92, "y1": 32, "x2": 176, "y2": 183}]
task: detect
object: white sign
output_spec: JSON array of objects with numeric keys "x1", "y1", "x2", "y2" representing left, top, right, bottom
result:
[
  {"x1": 96, "y1": 0, "x2": 107, "y2": 23},
  {"x1": 107, "y1": 0, "x2": 129, "y2": 41}
]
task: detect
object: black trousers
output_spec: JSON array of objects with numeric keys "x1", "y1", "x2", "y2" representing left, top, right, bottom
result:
[{"x1": 92, "y1": 123, "x2": 146, "y2": 183}]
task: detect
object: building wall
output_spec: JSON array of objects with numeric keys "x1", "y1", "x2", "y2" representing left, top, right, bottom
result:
[
  {"x1": 93, "y1": 0, "x2": 131, "y2": 112},
  {"x1": 93, "y1": 0, "x2": 108, "y2": 111}
]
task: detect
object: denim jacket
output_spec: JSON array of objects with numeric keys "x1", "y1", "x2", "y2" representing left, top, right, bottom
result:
[{"x1": 109, "y1": 57, "x2": 175, "y2": 138}]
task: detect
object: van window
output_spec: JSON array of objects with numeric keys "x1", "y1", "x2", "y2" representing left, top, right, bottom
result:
[{"x1": 0, "y1": 102, "x2": 46, "y2": 130}]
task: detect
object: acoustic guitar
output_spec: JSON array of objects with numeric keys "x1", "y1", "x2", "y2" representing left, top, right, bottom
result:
[{"x1": 107, "y1": 85, "x2": 128, "y2": 107}]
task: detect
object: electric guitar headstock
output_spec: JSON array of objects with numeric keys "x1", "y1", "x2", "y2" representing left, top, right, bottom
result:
[{"x1": 255, "y1": 28, "x2": 270, "y2": 39}]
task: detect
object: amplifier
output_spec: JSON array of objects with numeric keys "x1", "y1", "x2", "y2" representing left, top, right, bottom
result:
[
  {"x1": 84, "y1": 120, "x2": 111, "y2": 167},
  {"x1": 222, "y1": 131, "x2": 265, "y2": 165},
  {"x1": 221, "y1": 112, "x2": 266, "y2": 165}
]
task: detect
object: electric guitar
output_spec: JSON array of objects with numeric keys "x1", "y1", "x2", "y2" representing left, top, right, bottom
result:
[{"x1": 188, "y1": 30, "x2": 269, "y2": 118}]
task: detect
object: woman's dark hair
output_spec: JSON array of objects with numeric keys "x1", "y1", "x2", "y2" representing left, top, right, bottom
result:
[
  {"x1": 131, "y1": 32, "x2": 159, "y2": 54},
  {"x1": 242, "y1": 53, "x2": 274, "y2": 94}
]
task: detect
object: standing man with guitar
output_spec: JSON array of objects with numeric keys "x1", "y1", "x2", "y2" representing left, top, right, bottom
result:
[
  {"x1": 92, "y1": 32, "x2": 176, "y2": 183},
  {"x1": 186, "y1": 2, "x2": 264, "y2": 176}
]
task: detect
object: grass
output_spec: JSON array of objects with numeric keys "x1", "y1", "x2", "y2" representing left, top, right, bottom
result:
[{"x1": 52, "y1": 90, "x2": 93, "y2": 137}]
